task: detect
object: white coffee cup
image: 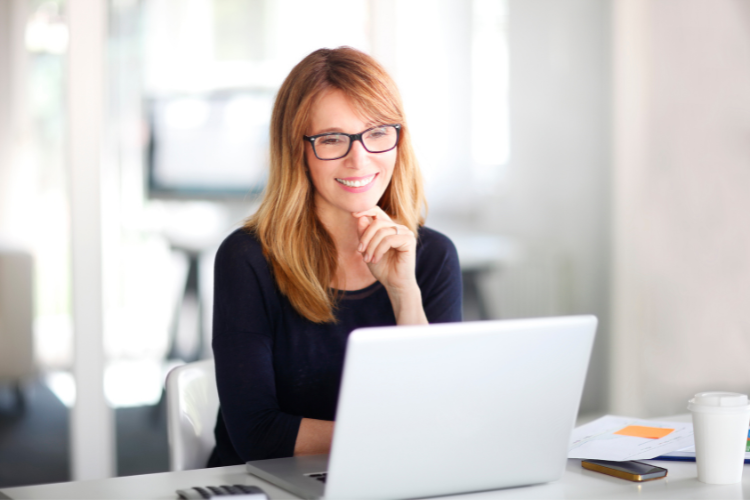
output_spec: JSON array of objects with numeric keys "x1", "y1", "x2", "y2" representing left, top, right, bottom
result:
[{"x1": 688, "y1": 392, "x2": 750, "y2": 484}]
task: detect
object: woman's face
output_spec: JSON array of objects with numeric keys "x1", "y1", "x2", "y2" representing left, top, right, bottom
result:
[{"x1": 304, "y1": 88, "x2": 397, "y2": 221}]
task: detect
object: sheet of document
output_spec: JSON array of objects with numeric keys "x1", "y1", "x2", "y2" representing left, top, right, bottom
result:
[
  {"x1": 662, "y1": 447, "x2": 750, "y2": 459},
  {"x1": 568, "y1": 415, "x2": 695, "y2": 460},
  {"x1": 661, "y1": 428, "x2": 750, "y2": 460}
]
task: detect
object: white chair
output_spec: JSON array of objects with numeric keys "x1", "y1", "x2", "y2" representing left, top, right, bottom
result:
[{"x1": 166, "y1": 359, "x2": 219, "y2": 471}]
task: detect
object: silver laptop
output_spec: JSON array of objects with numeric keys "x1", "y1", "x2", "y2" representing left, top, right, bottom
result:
[{"x1": 246, "y1": 315, "x2": 597, "y2": 499}]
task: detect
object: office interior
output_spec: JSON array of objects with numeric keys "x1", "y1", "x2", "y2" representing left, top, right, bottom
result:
[{"x1": 0, "y1": 0, "x2": 748, "y2": 490}]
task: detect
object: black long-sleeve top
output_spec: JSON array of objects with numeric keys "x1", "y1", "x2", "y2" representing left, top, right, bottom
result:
[{"x1": 208, "y1": 226, "x2": 462, "y2": 467}]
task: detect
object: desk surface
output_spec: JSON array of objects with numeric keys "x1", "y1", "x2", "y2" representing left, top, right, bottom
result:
[
  {"x1": 4, "y1": 415, "x2": 750, "y2": 500},
  {"x1": 5, "y1": 458, "x2": 750, "y2": 500}
]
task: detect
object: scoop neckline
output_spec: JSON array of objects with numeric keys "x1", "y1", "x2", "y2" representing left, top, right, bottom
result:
[{"x1": 333, "y1": 280, "x2": 382, "y2": 296}]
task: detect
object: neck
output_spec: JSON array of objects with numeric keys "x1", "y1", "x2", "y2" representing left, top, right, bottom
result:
[
  {"x1": 315, "y1": 199, "x2": 377, "y2": 291},
  {"x1": 316, "y1": 204, "x2": 360, "y2": 255}
]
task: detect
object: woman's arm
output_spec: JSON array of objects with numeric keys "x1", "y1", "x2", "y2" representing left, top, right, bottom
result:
[
  {"x1": 214, "y1": 332, "x2": 303, "y2": 462},
  {"x1": 415, "y1": 228, "x2": 463, "y2": 323},
  {"x1": 385, "y1": 282, "x2": 428, "y2": 325},
  {"x1": 294, "y1": 418, "x2": 335, "y2": 456},
  {"x1": 213, "y1": 231, "x2": 303, "y2": 463}
]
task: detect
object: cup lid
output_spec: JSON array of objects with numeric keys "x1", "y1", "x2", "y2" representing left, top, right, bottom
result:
[{"x1": 688, "y1": 392, "x2": 750, "y2": 413}]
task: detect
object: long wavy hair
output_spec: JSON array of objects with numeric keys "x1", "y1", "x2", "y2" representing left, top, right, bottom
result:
[{"x1": 245, "y1": 47, "x2": 426, "y2": 323}]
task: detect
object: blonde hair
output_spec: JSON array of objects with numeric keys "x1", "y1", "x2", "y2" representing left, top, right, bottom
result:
[{"x1": 245, "y1": 47, "x2": 426, "y2": 323}]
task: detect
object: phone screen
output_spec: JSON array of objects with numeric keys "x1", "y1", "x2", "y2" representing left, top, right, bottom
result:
[
  {"x1": 590, "y1": 460, "x2": 665, "y2": 475},
  {"x1": 582, "y1": 459, "x2": 668, "y2": 481}
]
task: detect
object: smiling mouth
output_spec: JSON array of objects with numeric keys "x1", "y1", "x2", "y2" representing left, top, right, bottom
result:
[{"x1": 335, "y1": 174, "x2": 377, "y2": 188}]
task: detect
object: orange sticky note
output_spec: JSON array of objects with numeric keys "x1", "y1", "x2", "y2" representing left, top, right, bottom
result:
[{"x1": 614, "y1": 425, "x2": 674, "y2": 439}]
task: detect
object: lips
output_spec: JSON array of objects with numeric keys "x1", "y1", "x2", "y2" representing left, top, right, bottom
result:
[{"x1": 335, "y1": 174, "x2": 377, "y2": 188}]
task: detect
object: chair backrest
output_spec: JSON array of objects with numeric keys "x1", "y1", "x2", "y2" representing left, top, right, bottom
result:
[{"x1": 166, "y1": 359, "x2": 219, "y2": 471}]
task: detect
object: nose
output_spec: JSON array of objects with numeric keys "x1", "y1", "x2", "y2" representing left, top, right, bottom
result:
[{"x1": 345, "y1": 138, "x2": 369, "y2": 168}]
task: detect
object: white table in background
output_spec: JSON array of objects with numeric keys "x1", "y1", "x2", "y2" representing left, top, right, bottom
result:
[{"x1": 450, "y1": 232, "x2": 519, "y2": 320}]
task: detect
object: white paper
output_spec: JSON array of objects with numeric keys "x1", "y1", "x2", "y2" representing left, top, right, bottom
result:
[
  {"x1": 568, "y1": 415, "x2": 695, "y2": 461},
  {"x1": 661, "y1": 444, "x2": 750, "y2": 460}
]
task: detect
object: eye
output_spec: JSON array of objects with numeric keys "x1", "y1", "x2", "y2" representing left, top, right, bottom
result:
[
  {"x1": 365, "y1": 127, "x2": 389, "y2": 139},
  {"x1": 318, "y1": 135, "x2": 346, "y2": 146}
]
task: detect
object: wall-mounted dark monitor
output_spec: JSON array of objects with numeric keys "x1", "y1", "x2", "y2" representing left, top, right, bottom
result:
[{"x1": 146, "y1": 89, "x2": 275, "y2": 199}]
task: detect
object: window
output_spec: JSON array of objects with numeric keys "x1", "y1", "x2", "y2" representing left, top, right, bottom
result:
[{"x1": 472, "y1": 0, "x2": 509, "y2": 173}]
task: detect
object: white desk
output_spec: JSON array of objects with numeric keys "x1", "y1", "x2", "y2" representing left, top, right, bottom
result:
[
  {"x1": 4, "y1": 458, "x2": 750, "y2": 500},
  {"x1": 3, "y1": 415, "x2": 750, "y2": 499}
]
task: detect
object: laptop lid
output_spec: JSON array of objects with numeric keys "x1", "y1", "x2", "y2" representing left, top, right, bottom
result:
[
  {"x1": 324, "y1": 315, "x2": 597, "y2": 499},
  {"x1": 246, "y1": 316, "x2": 597, "y2": 500}
]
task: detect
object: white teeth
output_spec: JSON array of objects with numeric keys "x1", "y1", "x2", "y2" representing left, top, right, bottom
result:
[{"x1": 336, "y1": 175, "x2": 375, "y2": 188}]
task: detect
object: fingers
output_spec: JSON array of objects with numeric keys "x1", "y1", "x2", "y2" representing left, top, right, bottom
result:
[
  {"x1": 361, "y1": 225, "x2": 400, "y2": 262},
  {"x1": 352, "y1": 207, "x2": 414, "y2": 263},
  {"x1": 367, "y1": 227, "x2": 407, "y2": 263},
  {"x1": 353, "y1": 207, "x2": 387, "y2": 239},
  {"x1": 357, "y1": 218, "x2": 395, "y2": 257},
  {"x1": 361, "y1": 223, "x2": 414, "y2": 264},
  {"x1": 355, "y1": 213, "x2": 372, "y2": 238},
  {"x1": 353, "y1": 207, "x2": 391, "y2": 250}
]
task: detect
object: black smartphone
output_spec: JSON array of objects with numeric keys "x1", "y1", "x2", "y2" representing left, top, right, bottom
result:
[{"x1": 582, "y1": 460, "x2": 668, "y2": 482}]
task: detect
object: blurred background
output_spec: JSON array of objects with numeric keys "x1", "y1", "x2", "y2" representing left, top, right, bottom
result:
[{"x1": 1, "y1": 0, "x2": 749, "y2": 489}]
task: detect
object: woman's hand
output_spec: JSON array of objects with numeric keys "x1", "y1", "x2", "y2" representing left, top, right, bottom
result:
[
  {"x1": 353, "y1": 207, "x2": 415, "y2": 291},
  {"x1": 353, "y1": 207, "x2": 427, "y2": 325}
]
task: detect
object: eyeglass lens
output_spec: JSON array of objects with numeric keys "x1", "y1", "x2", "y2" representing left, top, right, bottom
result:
[{"x1": 314, "y1": 125, "x2": 398, "y2": 160}]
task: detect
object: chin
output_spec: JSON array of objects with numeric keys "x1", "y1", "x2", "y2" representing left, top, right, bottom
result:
[
  {"x1": 344, "y1": 200, "x2": 377, "y2": 214},
  {"x1": 352, "y1": 193, "x2": 386, "y2": 212}
]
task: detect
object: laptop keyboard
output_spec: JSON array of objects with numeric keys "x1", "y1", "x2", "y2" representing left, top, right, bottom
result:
[{"x1": 305, "y1": 472, "x2": 327, "y2": 483}]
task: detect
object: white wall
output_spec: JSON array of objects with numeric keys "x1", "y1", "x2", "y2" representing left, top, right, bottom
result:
[
  {"x1": 612, "y1": 0, "x2": 750, "y2": 417},
  {"x1": 482, "y1": 0, "x2": 612, "y2": 415},
  {"x1": 369, "y1": 0, "x2": 475, "y2": 212},
  {"x1": 0, "y1": 0, "x2": 27, "y2": 241},
  {"x1": 0, "y1": 0, "x2": 36, "y2": 385},
  {"x1": 0, "y1": 3, "x2": 9, "y2": 229}
]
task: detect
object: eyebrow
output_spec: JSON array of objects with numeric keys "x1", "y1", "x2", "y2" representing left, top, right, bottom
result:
[
  {"x1": 311, "y1": 122, "x2": 381, "y2": 135},
  {"x1": 315, "y1": 127, "x2": 345, "y2": 134}
]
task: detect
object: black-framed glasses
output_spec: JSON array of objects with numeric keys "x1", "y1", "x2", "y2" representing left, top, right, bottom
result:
[{"x1": 304, "y1": 124, "x2": 401, "y2": 161}]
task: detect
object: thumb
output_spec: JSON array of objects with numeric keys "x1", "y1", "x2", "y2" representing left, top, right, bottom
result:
[{"x1": 355, "y1": 214, "x2": 371, "y2": 237}]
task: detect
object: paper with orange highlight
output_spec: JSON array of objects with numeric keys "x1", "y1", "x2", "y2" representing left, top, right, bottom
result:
[
  {"x1": 614, "y1": 425, "x2": 674, "y2": 439},
  {"x1": 570, "y1": 415, "x2": 693, "y2": 460}
]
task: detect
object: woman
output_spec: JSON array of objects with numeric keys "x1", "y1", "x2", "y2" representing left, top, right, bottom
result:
[{"x1": 208, "y1": 47, "x2": 462, "y2": 467}]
